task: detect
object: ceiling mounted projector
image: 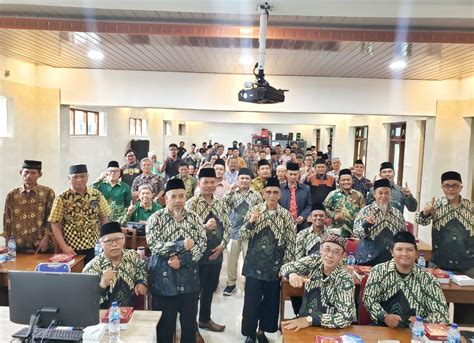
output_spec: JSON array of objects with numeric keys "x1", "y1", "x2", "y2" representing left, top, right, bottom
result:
[{"x1": 238, "y1": 3, "x2": 287, "y2": 104}]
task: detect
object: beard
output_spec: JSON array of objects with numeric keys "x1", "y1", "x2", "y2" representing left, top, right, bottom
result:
[
  {"x1": 376, "y1": 202, "x2": 389, "y2": 212},
  {"x1": 445, "y1": 194, "x2": 458, "y2": 201}
]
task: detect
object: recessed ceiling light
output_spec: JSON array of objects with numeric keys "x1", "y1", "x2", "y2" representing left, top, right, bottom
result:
[
  {"x1": 239, "y1": 55, "x2": 254, "y2": 66},
  {"x1": 389, "y1": 60, "x2": 407, "y2": 70},
  {"x1": 239, "y1": 28, "x2": 253, "y2": 36},
  {"x1": 87, "y1": 50, "x2": 104, "y2": 60}
]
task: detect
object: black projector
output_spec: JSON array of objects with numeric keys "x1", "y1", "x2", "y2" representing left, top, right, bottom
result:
[{"x1": 238, "y1": 84, "x2": 286, "y2": 104}]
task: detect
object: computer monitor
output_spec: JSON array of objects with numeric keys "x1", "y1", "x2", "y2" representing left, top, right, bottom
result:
[{"x1": 8, "y1": 271, "x2": 101, "y2": 327}]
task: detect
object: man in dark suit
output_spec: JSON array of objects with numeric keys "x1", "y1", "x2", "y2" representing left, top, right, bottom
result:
[{"x1": 279, "y1": 162, "x2": 312, "y2": 232}]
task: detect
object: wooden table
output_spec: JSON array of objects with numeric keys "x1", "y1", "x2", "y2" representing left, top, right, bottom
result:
[
  {"x1": 282, "y1": 325, "x2": 410, "y2": 343},
  {"x1": 418, "y1": 240, "x2": 432, "y2": 262},
  {"x1": 0, "y1": 306, "x2": 160, "y2": 343}
]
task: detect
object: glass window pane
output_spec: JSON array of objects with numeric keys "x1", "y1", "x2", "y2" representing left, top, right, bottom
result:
[
  {"x1": 136, "y1": 119, "x2": 142, "y2": 136},
  {"x1": 69, "y1": 110, "x2": 74, "y2": 135},
  {"x1": 87, "y1": 112, "x2": 98, "y2": 135},
  {"x1": 74, "y1": 110, "x2": 86, "y2": 135},
  {"x1": 395, "y1": 127, "x2": 401, "y2": 136},
  {"x1": 142, "y1": 119, "x2": 148, "y2": 135},
  {"x1": 130, "y1": 118, "x2": 135, "y2": 135},
  {"x1": 393, "y1": 143, "x2": 400, "y2": 182}
]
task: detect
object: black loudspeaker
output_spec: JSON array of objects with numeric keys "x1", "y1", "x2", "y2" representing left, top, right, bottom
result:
[{"x1": 130, "y1": 140, "x2": 150, "y2": 161}]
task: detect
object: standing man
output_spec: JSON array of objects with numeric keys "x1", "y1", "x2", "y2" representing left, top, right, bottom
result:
[
  {"x1": 222, "y1": 168, "x2": 263, "y2": 296},
  {"x1": 213, "y1": 158, "x2": 231, "y2": 197},
  {"x1": 269, "y1": 151, "x2": 279, "y2": 177},
  {"x1": 276, "y1": 165, "x2": 287, "y2": 185},
  {"x1": 3, "y1": 160, "x2": 55, "y2": 253},
  {"x1": 224, "y1": 156, "x2": 239, "y2": 185},
  {"x1": 186, "y1": 168, "x2": 230, "y2": 334},
  {"x1": 352, "y1": 159, "x2": 372, "y2": 200},
  {"x1": 92, "y1": 160, "x2": 132, "y2": 221},
  {"x1": 49, "y1": 164, "x2": 109, "y2": 263},
  {"x1": 240, "y1": 178, "x2": 296, "y2": 343},
  {"x1": 367, "y1": 162, "x2": 417, "y2": 214},
  {"x1": 183, "y1": 144, "x2": 202, "y2": 169},
  {"x1": 251, "y1": 159, "x2": 272, "y2": 193},
  {"x1": 300, "y1": 155, "x2": 314, "y2": 182},
  {"x1": 244, "y1": 148, "x2": 258, "y2": 177},
  {"x1": 232, "y1": 148, "x2": 247, "y2": 169},
  {"x1": 326, "y1": 157, "x2": 341, "y2": 188},
  {"x1": 171, "y1": 162, "x2": 197, "y2": 201},
  {"x1": 305, "y1": 159, "x2": 336, "y2": 207},
  {"x1": 177, "y1": 141, "x2": 187, "y2": 159},
  {"x1": 146, "y1": 179, "x2": 207, "y2": 343},
  {"x1": 324, "y1": 169, "x2": 366, "y2": 237},
  {"x1": 131, "y1": 157, "x2": 165, "y2": 201},
  {"x1": 120, "y1": 149, "x2": 141, "y2": 187},
  {"x1": 353, "y1": 179, "x2": 406, "y2": 266},
  {"x1": 279, "y1": 162, "x2": 312, "y2": 232},
  {"x1": 160, "y1": 143, "x2": 183, "y2": 180}
]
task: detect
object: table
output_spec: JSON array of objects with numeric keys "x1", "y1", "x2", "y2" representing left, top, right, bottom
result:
[
  {"x1": 282, "y1": 325, "x2": 410, "y2": 343},
  {"x1": 418, "y1": 240, "x2": 432, "y2": 262},
  {"x1": 0, "y1": 306, "x2": 160, "y2": 343}
]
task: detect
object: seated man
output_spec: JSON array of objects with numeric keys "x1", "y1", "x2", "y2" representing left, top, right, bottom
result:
[
  {"x1": 83, "y1": 222, "x2": 148, "y2": 308},
  {"x1": 280, "y1": 234, "x2": 355, "y2": 330},
  {"x1": 363, "y1": 231, "x2": 449, "y2": 328},
  {"x1": 119, "y1": 184, "x2": 161, "y2": 225}
]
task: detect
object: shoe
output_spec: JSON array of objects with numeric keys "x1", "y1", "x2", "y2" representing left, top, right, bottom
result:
[
  {"x1": 196, "y1": 331, "x2": 205, "y2": 343},
  {"x1": 198, "y1": 319, "x2": 226, "y2": 332},
  {"x1": 256, "y1": 332, "x2": 269, "y2": 343},
  {"x1": 223, "y1": 285, "x2": 236, "y2": 296},
  {"x1": 245, "y1": 337, "x2": 256, "y2": 343}
]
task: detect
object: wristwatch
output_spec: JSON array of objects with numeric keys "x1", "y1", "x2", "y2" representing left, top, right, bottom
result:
[{"x1": 306, "y1": 316, "x2": 312, "y2": 324}]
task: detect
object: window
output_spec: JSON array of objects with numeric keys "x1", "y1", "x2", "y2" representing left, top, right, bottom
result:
[
  {"x1": 354, "y1": 126, "x2": 369, "y2": 166},
  {"x1": 70, "y1": 109, "x2": 100, "y2": 135},
  {"x1": 164, "y1": 121, "x2": 172, "y2": 136},
  {"x1": 389, "y1": 122, "x2": 406, "y2": 186},
  {"x1": 327, "y1": 127, "x2": 334, "y2": 145},
  {"x1": 315, "y1": 129, "x2": 321, "y2": 151},
  {"x1": 129, "y1": 118, "x2": 148, "y2": 136},
  {"x1": 178, "y1": 123, "x2": 186, "y2": 136},
  {"x1": 0, "y1": 96, "x2": 7, "y2": 137}
]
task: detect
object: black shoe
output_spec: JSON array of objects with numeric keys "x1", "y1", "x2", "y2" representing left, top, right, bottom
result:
[
  {"x1": 223, "y1": 285, "x2": 236, "y2": 296},
  {"x1": 256, "y1": 332, "x2": 269, "y2": 343},
  {"x1": 245, "y1": 337, "x2": 256, "y2": 343}
]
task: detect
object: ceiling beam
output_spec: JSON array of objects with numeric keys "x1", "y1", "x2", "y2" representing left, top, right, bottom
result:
[{"x1": 0, "y1": 17, "x2": 472, "y2": 44}]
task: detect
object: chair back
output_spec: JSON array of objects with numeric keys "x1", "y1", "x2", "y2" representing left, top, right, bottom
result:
[
  {"x1": 405, "y1": 221, "x2": 414, "y2": 234},
  {"x1": 35, "y1": 262, "x2": 71, "y2": 273},
  {"x1": 122, "y1": 227, "x2": 138, "y2": 250},
  {"x1": 346, "y1": 238, "x2": 360, "y2": 255},
  {"x1": 358, "y1": 274, "x2": 372, "y2": 325}
]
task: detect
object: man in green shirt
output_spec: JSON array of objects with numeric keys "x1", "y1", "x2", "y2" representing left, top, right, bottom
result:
[
  {"x1": 171, "y1": 162, "x2": 197, "y2": 200},
  {"x1": 119, "y1": 185, "x2": 161, "y2": 225},
  {"x1": 92, "y1": 161, "x2": 132, "y2": 221}
]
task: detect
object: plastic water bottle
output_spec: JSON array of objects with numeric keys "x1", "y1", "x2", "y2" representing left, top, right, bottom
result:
[
  {"x1": 95, "y1": 240, "x2": 102, "y2": 256},
  {"x1": 417, "y1": 253, "x2": 426, "y2": 268},
  {"x1": 411, "y1": 316, "x2": 425, "y2": 342},
  {"x1": 7, "y1": 237, "x2": 16, "y2": 261},
  {"x1": 447, "y1": 323, "x2": 461, "y2": 343},
  {"x1": 347, "y1": 252, "x2": 356, "y2": 268},
  {"x1": 108, "y1": 301, "x2": 120, "y2": 343}
]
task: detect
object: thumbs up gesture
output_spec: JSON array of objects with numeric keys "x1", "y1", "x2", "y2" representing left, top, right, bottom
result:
[
  {"x1": 423, "y1": 197, "x2": 436, "y2": 217},
  {"x1": 127, "y1": 200, "x2": 135, "y2": 216},
  {"x1": 402, "y1": 182, "x2": 412, "y2": 196}
]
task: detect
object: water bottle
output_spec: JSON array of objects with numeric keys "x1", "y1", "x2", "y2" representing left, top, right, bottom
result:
[
  {"x1": 417, "y1": 253, "x2": 426, "y2": 268},
  {"x1": 108, "y1": 301, "x2": 120, "y2": 343},
  {"x1": 411, "y1": 316, "x2": 425, "y2": 342},
  {"x1": 95, "y1": 240, "x2": 102, "y2": 256},
  {"x1": 347, "y1": 252, "x2": 356, "y2": 268},
  {"x1": 447, "y1": 323, "x2": 461, "y2": 343},
  {"x1": 7, "y1": 237, "x2": 16, "y2": 261}
]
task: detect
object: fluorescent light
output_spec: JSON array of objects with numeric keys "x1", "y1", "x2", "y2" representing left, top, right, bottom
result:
[
  {"x1": 239, "y1": 28, "x2": 253, "y2": 35},
  {"x1": 389, "y1": 60, "x2": 407, "y2": 70},
  {"x1": 87, "y1": 50, "x2": 104, "y2": 60},
  {"x1": 239, "y1": 55, "x2": 254, "y2": 65}
]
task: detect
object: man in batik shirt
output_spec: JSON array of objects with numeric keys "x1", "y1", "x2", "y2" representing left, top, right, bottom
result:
[
  {"x1": 83, "y1": 222, "x2": 147, "y2": 308},
  {"x1": 281, "y1": 234, "x2": 355, "y2": 331},
  {"x1": 352, "y1": 159, "x2": 372, "y2": 200},
  {"x1": 170, "y1": 161, "x2": 197, "y2": 200},
  {"x1": 250, "y1": 159, "x2": 272, "y2": 193},
  {"x1": 3, "y1": 160, "x2": 55, "y2": 253},
  {"x1": 324, "y1": 168, "x2": 366, "y2": 237},
  {"x1": 354, "y1": 178, "x2": 406, "y2": 266},
  {"x1": 131, "y1": 157, "x2": 165, "y2": 200},
  {"x1": 363, "y1": 232, "x2": 448, "y2": 328},
  {"x1": 120, "y1": 149, "x2": 141, "y2": 187}
]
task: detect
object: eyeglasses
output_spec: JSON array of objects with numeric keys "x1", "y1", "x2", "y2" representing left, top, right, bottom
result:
[
  {"x1": 101, "y1": 236, "x2": 124, "y2": 246},
  {"x1": 264, "y1": 190, "x2": 280, "y2": 195},
  {"x1": 321, "y1": 246, "x2": 343, "y2": 257},
  {"x1": 442, "y1": 184, "x2": 461, "y2": 190}
]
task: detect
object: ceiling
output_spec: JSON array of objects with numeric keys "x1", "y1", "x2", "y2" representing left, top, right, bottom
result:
[{"x1": 0, "y1": 4, "x2": 473, "y2": 80}]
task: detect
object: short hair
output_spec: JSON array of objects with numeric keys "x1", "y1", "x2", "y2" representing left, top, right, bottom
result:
[
  {"x1": 179, "y1": 141, "x2": 185, "y2": 145},
  {"x1": 147, "y1": 151, "x2": 157, "y2": 157},
  {"x1": 331, "y1": 157, "x2": 340, "y2": 162},
  {"x1": 217, "y1": 144, "x2": 224, "y2": 149},
  {"x1": 191, "y1": 143, "x2": 196, "y2": 147},
  {"x1": 233, "y1": 147, "x2": 240, "y2": 151},
  {"x1": 199, "y1": 148, "x2": 206, "y2": 153},
  {"x1": 276, "y1": 165, "x2": 287, "y2": 171},
  {"x1": 296, "y1": 154, "x2": 304, "y2": 160},
  {"x1": 169, "y1": 143, "x2": 178, "y2": 149},
  {"x1": 178, "y1": 161, "x2": 189, "y2": 168},
  {"x1": 124, "y1": 149, "x2": 136, "y2": 157},
  {"x1": 327, "y1": 144, "x2": 332, "y2": 148},
  {"x1": 138, "y1": 184, "x2": 153, "y2": 193},
  {"x1": 228, "y1": 156, "x2": 238, "y2": 161},
  {"x1": 140, "y1": 157, "x2": 151, "y2": 164}
]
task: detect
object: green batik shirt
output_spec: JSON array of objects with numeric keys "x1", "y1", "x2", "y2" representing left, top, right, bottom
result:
[
  {"x1": 353, "y1": 202, "x2": 406, "y2": 265},
  {"x1": 295, "y1": 226, "x2": 327, "y2": 259},
  {"x1": 416, "y1": 196, "x2": 473, "y2": 273},
  {"x1": 146, "y1": 208, "x2": 207, "y2": 296},
  {"x1": 223, "y1": 187, "x2": 263, "y2": 240},
  {"x1": 240, "y1": 203, "x2": 296, "y2": 281},
  {"x1": 83, "y1": 249, "x2": 147, "y2": 308},
  {"x1": 91, "y1": 179, "x2": 132, "y2": 221},
  {"x1": 280, "y1": 254, "x2": 355, "y2": 328},
  {"x1": 118, "y1": 201, "x2": 162, "y2": 226},
  {"x1": 363, "y1": 259, "x2": 449, "y2": 327},
  {"x1": 185, "y1": 194, "x2": 231, "y2": 265},
  {"x1": 171, "y1": 174, "x2": 197, "y2": 200},
  {"x1": 323, "y1": 188, "x2": 366, "y2": 237}
]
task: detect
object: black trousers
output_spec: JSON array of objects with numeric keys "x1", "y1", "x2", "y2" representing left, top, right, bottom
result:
[
  {"x1": 198, "y1": 262, "x2": 222, "y2": 323},
  {"x1": 241, "y1": 277, "x2": 280, "y2": 339},
  {"x1": 75, "y1": 248, "x2": 95, "y2": 264},
  {"x1": 290, "y1": 296, "x2": 302, "y2": 316},
  {"x1": 152, "y1": 292, "x2": 199, "y2": 343}
]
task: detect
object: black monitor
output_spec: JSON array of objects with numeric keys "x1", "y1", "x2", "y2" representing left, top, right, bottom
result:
[{"x1": 8, "y1": 271, "x2": 101, "y2": 327}]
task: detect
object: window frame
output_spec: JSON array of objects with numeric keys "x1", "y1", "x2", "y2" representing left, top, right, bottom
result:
[
  {"x1": 70, "y1": 108, "x2": 100, "y2": 136},
  {"x1": 388, "y1": 122, "x2": 407, "y2": 186},
  {"x1": 129, "y1": 117, "x2": 148, "y2": 137},
  {"x1": 353, "y1": 125, "x2": 369, "y2": 167}
]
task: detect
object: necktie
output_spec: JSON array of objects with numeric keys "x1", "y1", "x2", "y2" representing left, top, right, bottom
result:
[{"x1": 289, "y1": 185, "x2": 298, "y2": 222}]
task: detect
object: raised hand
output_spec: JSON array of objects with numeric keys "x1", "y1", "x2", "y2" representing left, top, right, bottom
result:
[
  {"x1": 249, "y1": 209, "x2": 261, "y2": 223},
  {"x1": 184, "y1": 237, "x2": 194, "y2": 251},
  {"x1": 423, "y1": 197, "x2": 436, "y2": 216},
  {"x1": 402, "y1": 182, "x2": 412, "y2": 196},
  {"x1": 127, "y1": 200, "x2": 135, "y2": 216}
]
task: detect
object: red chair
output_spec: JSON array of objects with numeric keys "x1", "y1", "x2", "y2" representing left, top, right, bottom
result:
[
  {"x1": 405, "y1": 221, "x2": 414, "y2": 234},
  {"x1": 358, "y1": 274, "x2": 373, "y2": 325},
  {"x1": 346, "y1": 238, "x2": 360, "y2": 255}
]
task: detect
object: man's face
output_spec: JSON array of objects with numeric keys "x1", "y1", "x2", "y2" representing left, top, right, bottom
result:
[
  {"x1": 126, "y1": 151, "x2": 136, "y2": 164},
  {"x1": 287, "y1": 170, "x2": 299, "y2": 184},
  {"x1": 189, "y1": 165, "x2": 195, "y2": 175},
  {"x1": 270, "y1": 154, "x2": 277, "y2": 161},
  {"x1": 339, "y1": 175, "x2": 353, "y2": 191},
  {"x1": 199, "y1": 177, "x2": 217, "y2": 195},
  {"x1": 264, "y1": 147, "x2": 270, "y2": 154},
  {"x1": 169, "y1": 146, "x2": 178, "y2": 158},
  {"x1": 315, "y1": 163, "x2": 327, "y2": 175},
  {"x1": 391, "y1": 242, "x2": 417, "y2": 270},
  {"x1": 179, "y1": 142, "x2": 185, "y2": 148},
  {"x1": 217, "y1": 147, "x2": 224, "y2": 156},
  {"x1": 166, "y1": 189, "x2": 186, "y2": 211},
  {"x1": 214, "y1": 164, "x2": 225, "y2": 178},
  {"x1": 353, "y1": 163, "x2": 364, "y2": 177},
  {"x1": 100, "y1": 233, "x2": 125, "y2": 259},
  {"x1": 441, "y1": 180, "x2": 463, "y2": 200},
  {"x1": 248, "y1": 149, "x2": 256, "y2": 158},
  {"x1": 380, "y1": 168, "x2": 394, "y2": 182},
  {"x1": 262, "y1": 186, "x2": 281, "y2": 206},
  {"x1": 228, "y1": 158, "x2": 238, "y2": 171},
  {"x1": 69, "y1": 173, "x2": 88, "y2": 191},
  {"x1": 290, "y1": 153, "x2": 297, "y2": 162},
  {"x1": 305, "y1": 156, "x2": 313, "y2": 167},
  {"x1": 190, "y1": 145, "x2": 196, "y2": 152},
  {"x1": 331, "y1": 160, "x2": 341, "y2": 171},
  {"x1": 139, "y1": 188, "x2": 153, "y2": 203},
  {"x1": 275, "y1": 146, "x2": 282, "y2": 153},
  {"x1": 238, "y1": 175, "x2": 251, "y2": 189},
  {"x1": 284, "y1": 148, "x2": 291, "y2": 155},
  {"x1": 20, "y1": 168, "x2": 41, "y2": 186},
  {"x1": 178, "y1": 166, "x2": 189, "y2": 178},
  {"x1": 210, "y1": 155, "x2": 218, "y2": 164},
  {"x1": 259, "y1": 152, "x2": 266, "y2": 160},
  {"x1": 327, "y1": 146, "x2": 332, "y2": 153},
  {"x1": 107, "y1": 167, "x2": 121, "y2": 182},
  {"x1": 233, "y1": 149, "x2": 240, "y2": 157},
  {"x1": 374, "y1": 187, "x2": 391, "y2": 209},
  {"x1": 141, "y1": 160, "x2": 152, "y2": 174},
  {"x1": 276, "y1": 168, "x2": 286, "y2": 180},
  {"x1": 320, "y1": 242, "x2": 345, "y2": 270},
  {"x1": 258, "y1": 165, "x2": 271, "y2": 179},
  {"x1": 311, "y1": 210, "x2": 326, "y2": 228}
]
